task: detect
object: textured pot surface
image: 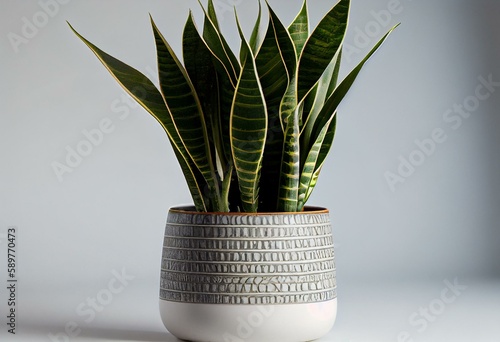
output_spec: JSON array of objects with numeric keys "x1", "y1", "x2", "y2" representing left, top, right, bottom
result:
[{"x1": 159, "y1": 206, "x2": 337, "y2": 342}]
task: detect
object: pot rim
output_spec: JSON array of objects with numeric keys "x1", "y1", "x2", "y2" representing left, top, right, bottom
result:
[{"x1": 168, "y1": 205, "x2": 329, "y2": 216}]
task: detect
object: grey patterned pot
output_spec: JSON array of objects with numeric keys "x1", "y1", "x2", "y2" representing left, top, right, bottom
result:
[{"x1": 159, "y1": 206, "x2": 337, "y2": 342}]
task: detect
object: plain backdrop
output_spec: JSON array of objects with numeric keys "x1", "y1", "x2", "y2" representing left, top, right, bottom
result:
[{"x1": 1, "y1": 0, "x2": 499, "y2": 341}]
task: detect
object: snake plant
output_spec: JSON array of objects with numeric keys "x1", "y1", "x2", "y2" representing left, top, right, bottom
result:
[{"x1": 70, "y1": 0, "x2": 397, "y2": 213}]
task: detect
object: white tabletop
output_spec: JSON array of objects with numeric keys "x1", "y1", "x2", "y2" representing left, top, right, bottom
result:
[{"x1": 3, "y1": 276, "x2": 498, "y2": 342}]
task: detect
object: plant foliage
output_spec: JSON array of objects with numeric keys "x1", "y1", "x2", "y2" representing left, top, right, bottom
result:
[{"x1": 69, "y1": 0, "x2": 398, "y2": 212}]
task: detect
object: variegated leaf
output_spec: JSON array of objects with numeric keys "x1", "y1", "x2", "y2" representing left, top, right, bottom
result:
[
  {"x1": 69, "y1": 23, "x2": 208, "y2": 211},
  {"x1": 297, "y1": 114, "x2": 336, "y2": 211},
  {"x1": 230, "y1": 15, "x2": 268, "y2": 212},
  {"x1": 288, "y1": 0, "x2": 309, "y2": 60},
  {"x1": 151, "y1": 17, "x2": 222, "y2": 210},
  {"x1": 297, "y1": 0, "x2": 349, "y2": 102},
  {"x1": 310, "y1": 24, "x2": 399, "y2": 145},
  {"x1": 277, "y1": 112, "x2": 300, "y2": 212}
]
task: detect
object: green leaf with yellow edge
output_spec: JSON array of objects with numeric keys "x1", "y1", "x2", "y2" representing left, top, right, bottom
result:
[
  {"x1": 301, "y1": 48, "x2": 341, "y2": 158},
  {"x1": 297, "y1": 0, "x2": 349, "y2": 103},
  {"x1": 288, "y1": 0, "x2": 309, "y2": 60},
  {"x1": 151, "y1": 17, "x2": 223, "y2": 211},
  {"x1": 230, "y1": 14, "x2": 268, "y2": 213},
  {"x1": 277, "y1": 112, "x2": 301, "y2": 212},
  {"x1": 297, "y1": 114, "x2": 336, "y2": 211},
  {"x1": 310, "y1": 24, "x2": 399, "y2": 148},
  {"x1": 199, "y1": 0, "x2": 240, "y2": 86},
  {"x1": 68, "y1": 22, "x2": 208, "y2": 211}
]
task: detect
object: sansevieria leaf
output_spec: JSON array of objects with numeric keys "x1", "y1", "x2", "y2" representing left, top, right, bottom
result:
[
  {"x1": 303, "y1": 114, "x2": 337, "y2": 206},
  {"x1": 151, "y1": 17, "x2": 222, "y2": 210},
  {"x1": 297, "y1": 0, "x2": 349, "y2": 103},
  {"x1": 277, "y1": 112, "x2": 301, "y2": 212},
  {"x1": 231, "y1": 15, "x2": 268, "y2": 213},
  {"x1": 199, "y1": 3, "x2": 240, "y2": 169},
  {"x1": 297, "y1": 114, "x2": 336, "y2": 211},
  {"x1": 206, "y1": 0, "x2": 221, "y2": 31},
  {"x1": 288, "y1": 0, "x2": 309, "y2": 60},
  {"x1": 301, "y1": 115, "x2": 337, "y2": 208},
  {"x1": 310, "y1": 24, "x2": 399, "y2": 148},
  {"x1": 200, "y1": 2, "x2": 240, "y2": 86},
  {"x1": 68, "y1": 23, "x2": 208, "y2": 211},
  {"x1": 262, "y1": 3, "x2": 298, "y2": 129},
  {"x1": 71, "y1": 1, "x2": 398, "y2": 213},
  {"x1": 269, "y1": 7, "x2": 298, "y2": 127},
  {"x1": 183, "y1": 12, "x2": 227, "y2": 175},
  {"x1": 266, "y1": 2, "x2": 297, "y2": 81},
  {"x1": 256, "y1": 5, "x2": 292, "y2": 115},
  {"x1": 266, "y1": 17, "x2": 298, "y2": 127},
  {"x1": 172, "y1": 144, "x2": 210, "y2": 212},
  {"x1": 248, "y1": 1, "x2": 264, "y2": 56},
  {"x1": 255, "y1": 4, "x2": 290, "y2": 211},
  {"x1": 301, "y1": 48, "x2": 341, "y2": 157},
  {"x1": 326, "y1": 48, "x2": 342, "y2": 99}
]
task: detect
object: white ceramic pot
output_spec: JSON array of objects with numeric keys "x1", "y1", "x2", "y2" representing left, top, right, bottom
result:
[{"x1": 159, "y1": 206, "x2": 337, "y2": 342}]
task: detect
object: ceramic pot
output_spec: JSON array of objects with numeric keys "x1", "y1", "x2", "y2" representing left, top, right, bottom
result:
[{"x1": 159, "y1": 206, "x2": 337, "y2": 342}]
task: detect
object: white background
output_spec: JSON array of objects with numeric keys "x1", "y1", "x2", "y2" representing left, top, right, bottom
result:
[{"x1": 1, "y1": 0, "x2": 499, "y2": 341}]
